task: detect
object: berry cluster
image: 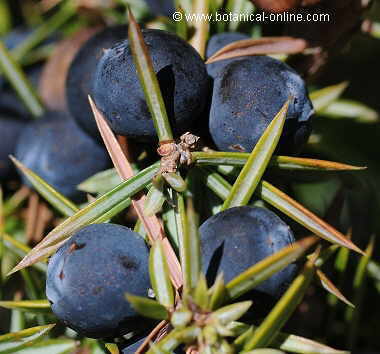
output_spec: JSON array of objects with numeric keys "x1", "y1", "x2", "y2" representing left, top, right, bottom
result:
[{"x1": 1, "y1": 15, "x2": 316, "y2": 353}]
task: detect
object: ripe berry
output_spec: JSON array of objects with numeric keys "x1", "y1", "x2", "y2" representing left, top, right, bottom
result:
[
  {"x1": 0, "y1": 27, "x2": 55, "y2": 117},
  {"x1": 200, "y1": 206, "x2": 297, "y2": 301},
  {"x1": 0, "y1": 117, "x2": 26, "y2": 179},
  {"x1": 46, "y1": 223, "x2": 150, "y2": 339},
  {"x1": 92, "y1": 29, "x2": 210, "y2": 140},
  {"x1": 66, "y1": 26, "x2": 128, "y2": 139},
  {"x1": 0, "y1": 65, "x2": 42, "y2": 117},
  {"x1": 206, "y1": 32, "x2": 250, "y2": 78},
  {"x1": 209, "y1": 56, "x2": 313, "y2": 154},
  {"x1": 15, "y1": 111, "x2": 110, "y2": 200}
]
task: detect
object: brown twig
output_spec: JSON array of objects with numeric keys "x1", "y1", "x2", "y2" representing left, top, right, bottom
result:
[
  {"x1": 33, "y1": 202, "x2": 53, "y2": 243},
  {"x1": 25, "y1": 192, "x2": 40, "y2": 243},
  {"x1": 89, "y1": 96, "x2": 183, "y2": 289},
  {"x1": 135, "y1": 320, "x2": 168, "y2": 354},
  {"x1": 117, "y1": 135, "x2": 132, "y2": 162}
]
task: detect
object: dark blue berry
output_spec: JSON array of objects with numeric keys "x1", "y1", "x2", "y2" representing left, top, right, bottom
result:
[
  {"x1": 209, "y1": 56, "x2": 313, "y2": 154},
  {"x1": 92, "y1": 29, "x2": 210, "y2": 141},
  {"x1": 0, "y1": 117, "x2": 26, "y2": 179},
  {"x1": 206, "y1": 32, "x2": 250, "y2": 78},
  {"x1": 0, "y1": 27, "x2": 56, "y2": 117},
  {"x1": 200, "y1": 206, "x2": 297, "y2": 301},
  {"x1": 66, "y1": 26, "x2": 128, "y2": 140},
  {"x1": 15, "y1": 111, "x2": 110, "y2": 200},
  {"x1": 46, "y1": 223, "x2": 150, "y2": 339}
]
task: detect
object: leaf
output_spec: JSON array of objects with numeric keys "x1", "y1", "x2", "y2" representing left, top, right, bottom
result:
[
  {"x1": 128, "y1": 9, "x2": 173, "y2": 141},
  {"x1": 104, "y1": 343, "x2": 119, "y2": 354},
  {"x1": 11, "y1": 0, "x2": 76, "y2": 61},
  {"x1": 174, "y1": 192, "x2": 195, "y2": 291},
  {"x1": 316, "y1": 270, "x2": 354, "y2": 308},
  {"x1": 367, "y1": 259, "x2": 380, "y2": 282},
  {"x1": 184, "y1": 194, "x2": 201, "y2": 290},
  {"x1": 231, "y1": 321, "x2": 348, "y2": 353},
  {"x1": 198, "y1": 167, "x2": 233, "y2": 201},
  {"x1": 193, "y1": 152, "x2": 365, "y2": 171},
  {"x1": 193, "y1": 273, "x2": 209, "y2": 309},
  {"x1": 93, "y1": 198, "x2": 132, "y2": 224},
  {"x1": 272, "y1": 332, "x2": 349, "y2": 354},
  {"x1": 3, "y1": 186, "x2": 30, "y2": 217},
  {"x1": 149, "y1": 240, "x2": 174, "y2": 308},
  {"x1": 171, "y1": 307, "x2": 192, "y2": 328},
  {"x1": 144, "y1": 184, "x2": 166, "y2": 216},
  {"x1": 222, "y1": 100, "x2": 289, "y2": 209},
  {"x1": 8, "y1": 162, "x2": 160, "y2": 275},
  {"x1": 9, "y1": 300, "x2": 24, "y2": 333},
  {"x1": 78, "y1": 168, "x2": 123, "y2": 195},
  {"x1": 234, "y1": 326, "x2": 255, "y2": 349},
  {"x1": 151, "y1": 327, "x2": 201, "y2": 354},
  {"x1": 346, "y1": 236, "x2": 375, "y2": 349},
  {"x1": 310, "y1": 82, "x2": 348, "y2": 112},
  {"x1": 209, "y1": 273, "x2": 227, "y2": 310},
  {"x1": 0, "y1": 40, "x2": 43, "y2": 117},
  {"x1": 212, "y1": 301, "x2": 252, "y2": 325},
  {"x1": 1, "y1": 234, "x2": 47, "y2": 273},
  {"x1": 162, "y1": 203, "x2": 179, "y2": 249},
  {"x1": 198, "y1": 168, "x2": 363, "y2": 254},
  {"x1": 226, "y1": 236, "x2": 317, "y2": 299},
  {"x1": 193, "y1": 152, "x2": 366, "y2": 171},
  {"x1": 243, "y1": 254, "x2": 317, "y2": 350},
  {"x1": 0, "y1": 324, "x2": 55, "y2": 354},
  {"x1": 125, "y1": 294, "x2": 169, "y2": 320},
  {"x1": 89, "y1": 97, "x2": 135, "y2": 178},
  {"x1": 271, "y1": 156, "x2": 365, "y2": 172},
  {"x1": 189, "y1": 0, "x2": 210, "y2": 58},
  {"x1": 0, "y1": 0, "x2": 11, "y2": 35},
  {"x1": 257, "y1": 181, "x2": 364, "y2": 254},
  {"x1": 10, "y1": 157, "x2": 78, "y2": 217},
  {"x1": 313, "y1": 244, "x2": 339, "y2": 268},
  {"x1": 89, "y1": 96, "x2": 183, "y2": 290},
  {"x1": 14, "y1": 338, "x2": 76, "y2": 354},
  {"x1": 206, "y1": 37, "x2": 307, "y2": 64},
  {"x1": 162, "y1": 172, "x2": 187, "y2": 193},
  {"x1": 0, "y1": 300, "x2": 51, "y2": 313},
  {"x1": 319, "y1": 99, "x2": 379, "y2": 123}
]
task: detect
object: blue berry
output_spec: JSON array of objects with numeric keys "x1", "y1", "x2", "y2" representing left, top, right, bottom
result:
[
  {"x1": 66, "y1": 26, "x2": 128, "y2": 139},
  {"x1": 46, "y1": 223, "x2": 150, "y2": 338},
  {"x1": 0, "y1": 27, "x2": 55, "y2": 117},
  {"x1": 0, "y1": 117, "x2": 26, "y2": 179},
  {"x1": 206, "y1": 32, "x2": 250, "y2": 78},
  {"x1": 15, "y1": 112, "x2": 110, "y2": 200},
  {"x1": 209, "y1": 56, "x2": 313, "y2": 154},
  {"x1": 200, "y1": 206, "x2": 297, "y2": 300},
  {"x1": 92, "y1": 29, "x2": 210, "y2": 140}
]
